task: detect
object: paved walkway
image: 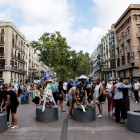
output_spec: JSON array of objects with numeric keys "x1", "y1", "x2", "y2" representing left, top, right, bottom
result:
[{"x1": 0, "y1": 96, "x2": 140, "y2": 140}]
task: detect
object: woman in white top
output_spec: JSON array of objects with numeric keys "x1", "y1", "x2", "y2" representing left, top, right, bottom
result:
[
  {"x1": 33, "y1": 84, "x2": 42, "y2": 117},
  {"x1": 94, "y1": 78, "x2": 103, "y2": 118},
  {"x1": 105, "y1": 80, "x2": 113, "y2": 117}
]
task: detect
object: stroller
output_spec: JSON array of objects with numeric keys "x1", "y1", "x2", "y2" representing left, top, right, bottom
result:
[{"x1": 21, "y1": 90, "x2": 30, "y2": 104}]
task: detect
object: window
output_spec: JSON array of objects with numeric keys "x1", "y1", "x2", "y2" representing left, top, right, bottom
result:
[
  {"x1": 133, "y1": 15, "x2": 137, "y2": 20},
  {"x1": 1, "y1": 36, "x2": 4, "y2": 41},
  {"x1": 11, "y1": 60, "x2": 14, "y2": 67},
  {"x1": 138, "y1": 15, "x2": 140, "y2": 20},
  {"x1": 127, "y1": 54, "x2": 130, "y2": 63},
  {"x1": 0, "y1": 59, "x2": 5, "y2": 67},
  {"x1": 138, "y1": 27, "x2": 140, "y2": 32},
  {"x1": 15, "y1": 62, "x2": 17, "y2": 67},
  {"x1": 18, "y1": 53, "x2": 20, "y2": 58},
  {"x1": 0, "y1": 47, "x2": 4, "y2": 53},
  {"x1": 128, "y1": 41, "x2": 131, "y2": 48},
  {"x1": 0, "y1": 72, "x2": 2, "y2": 78},
  {"x1": 1, "y1": 29, "x2": 4, "y2": 34}
]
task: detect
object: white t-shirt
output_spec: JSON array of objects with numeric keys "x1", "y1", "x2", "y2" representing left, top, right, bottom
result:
[
  {"x1": 35, "y1": 90, "x2": 40, "y2": 97},
  {"x1": 134, "y1": 82, "x2": 140, "y2": 90},
  {"x1": 106, "y1": 83, "x2": 113, "y2": 97},
  {"x1": 63, "y1": 82, "x2": 67, "y2": 90}
]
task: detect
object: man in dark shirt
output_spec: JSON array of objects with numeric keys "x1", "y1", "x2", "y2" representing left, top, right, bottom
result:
[
  {"x1": 3, "y1": 87, "x2": 19, "y2": 129},
  {"x1": 67, "y1": 80, "x2": 73, "y2": 92}
]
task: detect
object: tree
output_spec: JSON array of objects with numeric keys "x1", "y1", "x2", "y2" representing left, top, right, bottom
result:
[{"x1": 31, "y1": 31, "x2": 90, "y2": 80}]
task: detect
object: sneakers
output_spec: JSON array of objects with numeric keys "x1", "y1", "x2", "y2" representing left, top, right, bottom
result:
[
  {"x1": 97, "y1": 114, "x2": 102, "y2": 118},
  {"x1": 7, "y1": 124, "x2": 14, "y2": 128},
  {"x1": 11, "y1": 125, "x2": 19, "y2": 129}
]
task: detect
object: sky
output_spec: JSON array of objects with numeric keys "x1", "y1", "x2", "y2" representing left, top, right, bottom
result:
[{"x1": 0, "y1": 0, "x2": 140, "y2": 54}]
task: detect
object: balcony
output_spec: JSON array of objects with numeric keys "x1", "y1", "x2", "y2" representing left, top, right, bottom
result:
[
  {"x1": 15, "y1": 44, "x2": 18, "y2": 49},
  {"x1": 120, "y1": 40, "x2": 124, "y2": 46},
  {"x1": 0, "y1": 41, "x2": 5, "y2": 45},
  {"x1": 116, "y1": 54, "x2": 120, "y2": 58},
  {"x1": 137, "y1": 32, "x2": 140, "y2": 38},
  {"x1": 111, "y1": 54, "x2": 115, "y2": 58},
  {"x1": 15, "y1": 56, "x2": 18, "y2": 61},
  {"x1": 116, "y1": 43, "x2": 119, "y2": 48},
  {"x1": 120, "y1": 51, "x2": 125, "y2": 56},
  {"x1": 138, "y1": 46, "x2": 140, "y2": 51},
  {"x1": 0, "y1": 53, "x2": 5, "y2": 57},
  {"x1": 126, "y1": 47, "x2": 131, "y2": 53},
  {"x1": 18, "y1": 57, "x2": 20, "y2": 62},
  {"x1": 116, "y1": 63, "x2": 132, "y2": 71},
  {"x1": 106, "y1": 48, "x2": 108, "y2": 53},
  {"x1": 0, "y1": 66, "x2": 26, "y2": 74},
  {"x1": 125, "y1": 34, "x2": 131, "y2": 41}
]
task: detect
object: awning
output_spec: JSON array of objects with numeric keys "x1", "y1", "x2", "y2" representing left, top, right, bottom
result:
[{"x1": 78, "y1": 75, "x2": 88, "y2": 79}]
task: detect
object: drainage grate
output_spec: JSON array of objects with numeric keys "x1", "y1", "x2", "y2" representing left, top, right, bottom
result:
[{"x1": 60, "y1": 118, "x2": 68, "y2": 140}]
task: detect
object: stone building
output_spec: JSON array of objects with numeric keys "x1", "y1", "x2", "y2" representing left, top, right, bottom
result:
[
  {"x1": 0, "y1": 22, "x2": 26, "y2": 83},
  {"x1": 114, "y1": 4, "x2": 140, "y2": 83}
]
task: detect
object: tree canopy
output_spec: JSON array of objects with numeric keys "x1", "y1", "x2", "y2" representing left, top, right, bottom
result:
[{"x1": 31, "y1": 31, "x2": 90, "y2": 80}]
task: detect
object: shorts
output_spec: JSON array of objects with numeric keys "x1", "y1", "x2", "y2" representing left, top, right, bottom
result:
[
  {"x1": 67, "y1": 93, "x2": 73, "y2": 100},
  {"x1": 33, "y1": 96, "x2": 40, "y2": 104},
  {"x1": 11, "y1": 102, "x2": 19, "y2": 113}
]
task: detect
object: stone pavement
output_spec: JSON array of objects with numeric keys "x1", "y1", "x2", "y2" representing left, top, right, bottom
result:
[{"x1": 0, "y1": 96, "x2": 140, "y2": 140}]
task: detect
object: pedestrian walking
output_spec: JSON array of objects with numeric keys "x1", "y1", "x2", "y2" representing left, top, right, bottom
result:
[
  {"x1": 133, "y1": 80, "x2": 140, "y2": 103},
  {"x1": 30, "y1": 83, "x2": 36, "y2": 100},
  {"x1": 32, "y1": 84, "x2": 42, "y2": 118},
  {"x1": 94, "y1": 78, "x2": 104, "y2": 118},
  {"x1": 3, "y1": 86, "x2": 19, "y2": 129},
  {"x1": 105, "y1": 80, "x2": 113, "y2": 117},
  {"x1": 51, "y1": 79, "x2": 58, "y2": 104},
  {"x1": 57, "y1": 81, "x2": 66, "y2": 112},
  {"x1": 63, "y1": 80, "x2": 67, "y2": 101}
]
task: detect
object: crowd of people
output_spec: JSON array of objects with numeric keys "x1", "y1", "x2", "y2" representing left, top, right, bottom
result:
[{"x1": 0, "y1": 76, "x2": 140, "y2": 129}]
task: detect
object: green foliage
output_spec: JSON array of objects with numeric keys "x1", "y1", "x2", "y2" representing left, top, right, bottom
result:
[{"x1": 31, "y1": 31, "x2": 90, "y2": 80}]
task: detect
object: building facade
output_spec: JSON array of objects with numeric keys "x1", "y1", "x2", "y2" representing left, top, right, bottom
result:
[
  {"x1": 0, "y1": 22, "x2": 26, "y2": 83},
  {"x1": 114, "y1": 4, "x2": 140, "y2": 83},
  {"x1": 0, "y1": 22, "x2": 54, "y2": 84}
]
